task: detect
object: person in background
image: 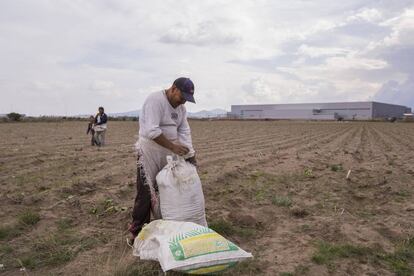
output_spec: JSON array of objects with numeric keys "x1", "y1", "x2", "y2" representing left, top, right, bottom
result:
[
  {"x1": 128, "y1": 77, "x2": 197, "y2": 245},
  {"x1": 86, "y1": 115, "x2": 97, "y2": 146},
  {"x1": 94, "y1": 107, "x2": 108, "y2": 146}
]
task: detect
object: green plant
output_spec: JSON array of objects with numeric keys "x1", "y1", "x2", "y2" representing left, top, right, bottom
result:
[
  {"x1": 0, "y1": 226, "x2": 14, "y2": 240},
  {"x1": 311, "y1": 238, "x2": 414, "y2": 276},
  {"x1": 209, "y1": 219, "x2": 235, "y2": 236},
  {"x1": 18, "y1": 210, "x2": 40, "y2": 226},
  {"x1": 312, "y1": 242, "x2": 372, "y2": 265},
  {"x1": 0, "y1": 244, "x2": 13, "y2": 255},
  {"x1": 271, "y1": 196, "x2": 293, "y2": 207},
  {"x1": 56, "y1": 218, "x2": 74, "y2": 231},
  {"x1": 209, "y1": 219, "x2": 256, "y2": 238},
  {"x1": 20, "y1": 232, "x2": 98, "y2": 269},
  {"x1": 396, "y1": 190, "x2": 410, "y2": 197},
  {"x1": 382, "y1": 237, "x2": 414, "y2": 276},
  {"x1": 304, "y1": 168, "x2": 313, "y2": 177},
  {"x1": 330, "y1": 164, "x2": 343, "y2": 172}
]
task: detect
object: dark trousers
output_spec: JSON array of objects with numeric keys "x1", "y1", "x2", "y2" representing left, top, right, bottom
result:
[
  {"x1": 129, "y1": 159, "x2": 151, "y2": 237},
  {"x1": 128, "y1": 156, "x2": 196, "y2": 237},
  {"x1": 90, "y1": 130, "x2": 96, "y2": 146}
]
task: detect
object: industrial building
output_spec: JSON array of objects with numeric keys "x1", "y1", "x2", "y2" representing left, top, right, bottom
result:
[{"x1": 229, "y1": 101, "x2": 411, "y2": 120}]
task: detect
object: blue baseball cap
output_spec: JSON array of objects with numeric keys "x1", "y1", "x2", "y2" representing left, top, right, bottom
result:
[{"x1": 174, "y1": 77, "x2": 195, "y2": 103}]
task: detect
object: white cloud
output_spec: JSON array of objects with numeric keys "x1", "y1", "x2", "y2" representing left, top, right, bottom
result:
[
  {"x1": 0, "y1": 0, "x2": 413, "y2": 115},
  {"x1": 347, "y1": 8, "x2": 383, "y2": 23},
  {"x1": 160, "y1": 21, "x2": 241, "y2": 46},
  {"x1": 366, "y1": 8, "x2": 414, "y2": 51},
  {"x1": 91, "y1": 80, "x2": 115, "y2": 91},
  {"x1": 373, "y1": 75, "x2": 414, "y2": 107},
  {"x1": 297, "y1": 45, "x2": 351, "y2": 58},
  {"x1": 325, "y1": 56, "x2": 388, "y2": 70}
]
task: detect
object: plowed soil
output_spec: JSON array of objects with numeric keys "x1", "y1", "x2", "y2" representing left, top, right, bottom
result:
[{"x1": 0, "y1": 120, "x2": 413, "y2": 275}]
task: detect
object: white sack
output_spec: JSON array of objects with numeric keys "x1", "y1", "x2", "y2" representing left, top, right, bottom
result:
[
  {"x1": 133, "y1": 220, "x2": 253, "y2": 274},
  {"x1": 156, "y1": 155, "x2": 207, "y2": 227}
]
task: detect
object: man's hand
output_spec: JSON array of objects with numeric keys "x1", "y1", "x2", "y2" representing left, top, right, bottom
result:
[
  {"x1": 153, "y1": 134, "x2": 190, "y2": 156},
  {"x1": 186, "y1": 155, "x2": 197, "y2": 166},
  {"x1": 171, "y1": 144, "x2": 189, "y2": 156}
]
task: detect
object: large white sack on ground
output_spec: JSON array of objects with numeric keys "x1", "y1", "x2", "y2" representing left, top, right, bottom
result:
[
  {"x1": 156, "y1": 155, "x2": 207, "y2": 227},
  {"x1": 133, "y1": 220, "x2": 253, "y2": 274}
]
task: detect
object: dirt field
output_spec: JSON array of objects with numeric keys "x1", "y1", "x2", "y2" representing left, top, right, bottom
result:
[{"x1": 0, "y1": 120, "x2": 413, "y2": 275}]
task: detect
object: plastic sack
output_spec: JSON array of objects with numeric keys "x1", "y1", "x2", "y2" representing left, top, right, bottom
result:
[
  {"x1": 133, "y1": 220, "x2": 253, "y2": 274},
  {"x1": 156, "y1": 155, "x2": 207, "y2": 227}
]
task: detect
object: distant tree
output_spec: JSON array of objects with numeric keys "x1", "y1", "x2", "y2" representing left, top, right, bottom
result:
[{"x1": 7, "y1": 112, "x2": 22, "y2": 121}]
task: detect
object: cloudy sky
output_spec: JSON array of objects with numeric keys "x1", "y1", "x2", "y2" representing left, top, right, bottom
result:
[{"x1": 1, "y1": 0, "x2": 414, "y2": 116}]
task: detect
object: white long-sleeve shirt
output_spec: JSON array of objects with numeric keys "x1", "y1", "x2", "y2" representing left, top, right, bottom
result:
[{"x1": 139, "y1": 90, "x2": 194, "y2": 155}]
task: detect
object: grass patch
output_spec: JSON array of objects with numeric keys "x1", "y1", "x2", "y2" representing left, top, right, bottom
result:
[
  {"x1": 312, "y1": 242, "x2": 372, "y2": 265},
  {"x1": 0, "y1": 226, "x2": 15, "y2": 240},
  {"x1": 209, "y1": 219, "x2": 236, "y2": 236},
  {"x1": 0, "y1": 210, "x2": 40, "y2": 241},
  {"x1": 312, "y1": 238, "x2": 414, "y2": 276},
  {"x1": 18, "y1": 210, "x2": 40, "y2": 226},
  {"x1": 113, "y1": 261, "x2": 164, "y2": 276},
  {"x1": 299, "y1": 224, "x2": 311, "y2": 233},
  {"x1": 56, "y1": 218, "x2": 74, "y2": 231},
  {"x1": 254, "y1": 189, "x2": 267, "y2": 202},
  {"x1": 222, "y1": 259, "x2": 264, "y2": 275},
  {"x1": 280, "y1": 265, "x2": 310, "y2": 276},
  {"x1": 271, "y1": 195, "x2": 293, "y2": 207},
  {"x1": 209, "y1": 219, "x2": 255, "y2": 238},
  {"x1": 22, "y1": 234, "x2": 77, "y2": 268},
  {"x1": 330, "y1": 164, "x2": 343, "y2": 172},
  {"x1": 383, "y1": 237, "x2": 414, "y2": 276},
  {"x1": 395, "y1": 190, "x2": 410, "y2": 197},
  {"x1": 0, "y1": 244, "x2": 13, "y2": 255},
  {"x1": 20, "y1": 231, "x2": 98, "y2": 269}
]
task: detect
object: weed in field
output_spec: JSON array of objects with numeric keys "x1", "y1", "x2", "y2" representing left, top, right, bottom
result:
[
  {"x1": 113, "y1": 261, "x2": 164, "y2": 276},
  {"x1": 56, "y1": 218, "x2": 74, "y2": 231},
  {"x1": 299, "y1": 224, "x2": 311, "y2": 233},
  {"x1": 0, "y1": 244, "x2": 13, "y2": 255},
  {"x1": 249, "y1": 170, "x2": 265, "y2": 178},
  {"x1": 330, "y1": 164, "x2": 343, "y2": 172},
  {"x1": 0, "y1": 226, "x2": 14, "y2": 240},
  {"x1": 271, "y1": 195, "x2": 293, "y2": 207},
  {"x1": 199, "y1": 171, "x2": 209, "y2": 181},
  {"x1": 209, "y1": 219, "x2": 235, "y2": 236},
  {"x1": 20, "y1": 231, "x2": 98, "y2": 269},
  {"x1": 221, "y1": 259, "x2": 264, "y2": 275},
  {"x1": 90, "y1": 198, "x2": 126, "y2": 217},
  {"x1": 312, "y1": 238, "x2": 414, "y2": 276},
  {"x1": 254, "y1": 189, "x2": 267, "y2": 202},
  {"x1": 312, "y1": 241, "x2": 372, "y2": 265},
  {"x1": 0, "y1": 210, "x2": 40, "y2": 241},
  {"x1": 395, "y1": 190, "x2": 410, "y2": 197},
  {"x1": 383, "y1": 237, "x2": 414, "y2": 276},
  {"x1": 209, "y1": 218, "x2": 255, "y2": 238},
  {"x1": 304, "y1": 168, "x2": 313, "y2": 178},
  {"x1": 280, "y1": 265, "x2": 309, "y2": 276},
  {"x1": 18, "y1": 210, "x2": 40, "y2": 226}
]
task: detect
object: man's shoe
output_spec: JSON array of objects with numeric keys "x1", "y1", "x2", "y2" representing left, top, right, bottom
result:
[{"x1": 126, "y1": 237, "x2": 135, "y2": 248}]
